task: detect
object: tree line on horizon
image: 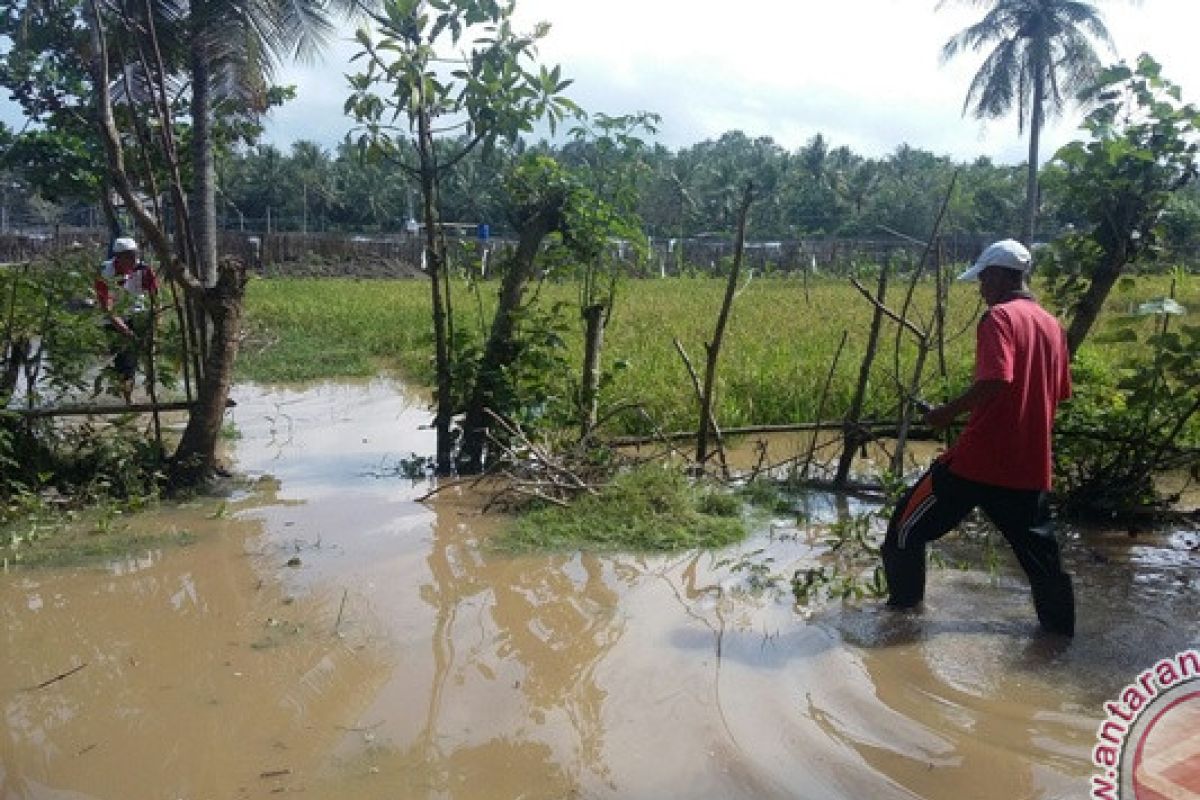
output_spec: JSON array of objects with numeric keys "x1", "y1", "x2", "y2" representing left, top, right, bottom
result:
[
  {"x1": 210, "y1": 130, "x2": 1200, "y2": 254},
  {"x1": 7, "y1": 123, "x2": 1199, "y2": 261}
]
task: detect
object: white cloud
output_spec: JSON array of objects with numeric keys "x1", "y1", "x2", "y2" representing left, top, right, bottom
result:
[{"x1": 2, "y1": 0, "x2": 1195, "y2": 165}]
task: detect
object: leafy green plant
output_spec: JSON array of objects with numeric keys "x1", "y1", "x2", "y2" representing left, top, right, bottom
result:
[
  {"x1": 1042, "y1": 54, "x2": 1200, "y2": 354},
  {"x1": 497, "y1": 464, "x2": 745, "y2": 553},
  {"x1": 1055, "y1": 286, "x2": 1200, "y2": 519}
]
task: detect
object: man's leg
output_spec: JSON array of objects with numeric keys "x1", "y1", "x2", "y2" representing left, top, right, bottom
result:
[
  {"x1": 113, "y1": 346, "x2": 136, "y2": 403},
  {"x1": 882, "y1": 461, "x2": 977, "y2": 608},
  {"x1": 980, "y1": 490, "x2": 1075, "y2": 636}
]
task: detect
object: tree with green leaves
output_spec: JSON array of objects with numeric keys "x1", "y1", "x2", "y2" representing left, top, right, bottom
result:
[
  {"x1": 563, "y1": 112, "x2": 656, "y2": 436},
  {"x1": 346, "y1": 0, "x2": 578, "y2": 473},
  {"x1": 940, "y1": 0, "x2": 1113, "y2": 244},
  {"x1": 1041, "y1": 59, "x2": 1200, "y2": 518},
  {"x1": 1042, "y1": 54, "x2": 1200, "y2": 355}
]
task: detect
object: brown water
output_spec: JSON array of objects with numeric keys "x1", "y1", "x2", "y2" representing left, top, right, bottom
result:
[{"x1": 3, "y1": 379, "x2": 1198, "y2": 800}]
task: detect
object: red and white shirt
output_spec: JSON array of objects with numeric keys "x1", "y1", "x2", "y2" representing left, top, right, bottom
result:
[{"x1": 95, "y1": 259, "x2": 158, "y2": 314}]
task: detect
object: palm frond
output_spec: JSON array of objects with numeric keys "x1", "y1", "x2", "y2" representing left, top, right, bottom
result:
[
  {"x1": 964, "y1": 37, "x2": 1020, "y2": 121},
  {"x1": 273, "y1": 0, "x2": 337, "y2": 63},
  {"x1": 943, "y1": 0, "x2": 1111, "y2": 132}
]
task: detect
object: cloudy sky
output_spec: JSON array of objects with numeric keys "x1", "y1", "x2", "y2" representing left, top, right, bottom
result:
[{"x1": 5, "y1": 0, "x2": 1196, "y2": 164}]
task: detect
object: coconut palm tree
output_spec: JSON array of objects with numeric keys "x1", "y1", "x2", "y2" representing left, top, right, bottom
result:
[
  {"x1": 940, "y1": 0, "x2": 1113, "y2": 244},
  {"x1": 179, "y1": 0, "x2": 367, "y2": 283}
]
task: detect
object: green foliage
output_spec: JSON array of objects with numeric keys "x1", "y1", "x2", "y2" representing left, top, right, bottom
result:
[
  {"x1": 1043, "y1": 55, "x2": 1200, "y2": 312},
  {"x1": 347, "y1": 0, "x2": 578, "y2": 162},
  {"x1": 497, "y1": 464, "x2": 745, "y2": 553},
  {"x1": 237, "y1": 276, "x2": 431, "y2": 381},
  {"x1": 1, "y1": 253, "x2": 181, "y2": 521},
  {"x1": 791, "y1": 509, "x2": 888, "y2": 604},
  {"x1": 243, "y1": 274, "x2": 1198, "y2": 436},
  {"x1": 1055, "y1": 292, "x2": 1200, "y2": 518},
  {"x1": 489, "y1": 299, "x2": 575, "y2": 430}
]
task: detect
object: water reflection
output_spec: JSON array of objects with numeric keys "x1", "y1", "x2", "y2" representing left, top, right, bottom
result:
[
  {"x1": 0, "y1": 510, "x2": 391, "y2": 800},
  {"x1": 3, "y1": 380, "x2": 1196, "y2": 800}
]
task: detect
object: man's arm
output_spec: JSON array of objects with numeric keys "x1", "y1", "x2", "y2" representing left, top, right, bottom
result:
[
  {"x1": 924, "y1": 379, "x2": 1008, "y2": 430},
  {"x1": 94, "y1": 275, "x2": 133, "y2": 337}
]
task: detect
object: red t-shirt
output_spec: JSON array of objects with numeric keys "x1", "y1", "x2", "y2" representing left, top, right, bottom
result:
[{"x1": 945, "y1": 295, "x2": 1071, "y2": 491}]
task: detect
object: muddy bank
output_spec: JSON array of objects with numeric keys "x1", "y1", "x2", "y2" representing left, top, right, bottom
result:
[{"x1": 2, "y1": 379, "x2": 1197, "y2": 800}]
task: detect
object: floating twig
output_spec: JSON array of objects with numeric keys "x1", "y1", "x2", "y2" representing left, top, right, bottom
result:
[
  {"x1": 334, "y1": 588, "x2": 348, "y2": 634},
  {"x1": 28, "y1": 662, "x2": 88, "y2": 691}
]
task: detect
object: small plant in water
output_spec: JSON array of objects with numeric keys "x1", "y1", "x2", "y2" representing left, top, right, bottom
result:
[
  {"x1": 791, "y1": 510, "x2": 889, "y2": 604},
  {"x1": 715, "y1": 548, "x2": 783, "y2": 594}
]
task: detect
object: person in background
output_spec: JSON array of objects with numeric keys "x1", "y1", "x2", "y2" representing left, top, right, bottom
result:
[
  {"x1": 881, "y1": 239, "x2": 1076, "y2": 636},
  {"x1": 95, "y1": 236, "x2": 158, "y2": 402}
]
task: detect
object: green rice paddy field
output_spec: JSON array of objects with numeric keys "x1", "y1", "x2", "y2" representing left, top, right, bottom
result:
[{"x1": 240, "y1": 274, "x2": 1196, "y2": 435}]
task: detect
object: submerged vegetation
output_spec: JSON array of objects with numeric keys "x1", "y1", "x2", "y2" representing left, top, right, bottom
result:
[
  {"x1": 499, "y1": 465, "x2": 743, "y2": 552},
  {"x1": 497, "y1": 464, "x2": 745, "y2": 553}
]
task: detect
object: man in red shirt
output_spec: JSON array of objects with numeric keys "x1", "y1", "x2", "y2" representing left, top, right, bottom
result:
[
  {"x1": 881, "y1": 239, "x2": 1075, "y2": 636},
  {"x1": 95, "y1": 236, "x2": 159, "y2": 401}
]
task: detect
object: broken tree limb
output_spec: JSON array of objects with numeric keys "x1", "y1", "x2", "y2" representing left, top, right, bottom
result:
[
  {"x1": 890, "y1": 171, "x2": 958, "y2": 474},
  {"x1": 800, "y1": 330, "x2": 848, "y2": 479},
  {"x1": 836, "y1": 262, "x2": 890, "y2": 486},
  {"x1": 607, "y1": 419, "x2": 935, "y2": 447}
]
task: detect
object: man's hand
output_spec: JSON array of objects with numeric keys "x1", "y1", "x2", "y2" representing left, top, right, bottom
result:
[{"x1": 923, "y1": 379, "x2": 1009, "y2": 430}]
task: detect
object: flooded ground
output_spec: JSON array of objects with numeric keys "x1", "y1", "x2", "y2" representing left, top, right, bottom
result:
[{"x1": 2, "y1": 379, "x2": 1198, "y2": 800}]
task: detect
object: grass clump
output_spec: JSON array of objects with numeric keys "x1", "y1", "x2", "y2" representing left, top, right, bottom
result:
[
  {"x1": 497, "y1": 464, "x2": 746, "y2": 553},
  {"x1": 3, "y1": 510, "x2": 197, "y2": 568}
]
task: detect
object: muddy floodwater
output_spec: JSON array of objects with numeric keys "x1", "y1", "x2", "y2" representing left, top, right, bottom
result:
[{"x1": 3, "y1": 379, "x2": 1198, "y2": 800}]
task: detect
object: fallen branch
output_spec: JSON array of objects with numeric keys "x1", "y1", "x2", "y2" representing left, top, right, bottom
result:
[
  {"x1": 801, "y1": 330, "x2": 848, "y2": 479},
  {"x1": 608, "y1": 419, "x2": 936, "y2": 447}
]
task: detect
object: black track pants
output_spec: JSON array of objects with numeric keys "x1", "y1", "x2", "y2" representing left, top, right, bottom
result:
[{"x1": 881, "y1": 460, "x2": 1075, "y2": 636}]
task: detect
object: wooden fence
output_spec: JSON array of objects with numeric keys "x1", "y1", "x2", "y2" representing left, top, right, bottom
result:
[{"x1": 1, "y1": 226, "x2": 1004, "y2": 277}]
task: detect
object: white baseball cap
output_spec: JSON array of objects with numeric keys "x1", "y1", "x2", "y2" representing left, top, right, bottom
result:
[
  {"x1": 958, "y1": 239, "x2": 1031, "y2": 281},
  {"x1": 112, "y1": 237, "x2": 138, "y2": 254}
]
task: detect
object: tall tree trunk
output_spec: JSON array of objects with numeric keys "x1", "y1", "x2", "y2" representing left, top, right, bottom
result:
[
  {"x1": 579, "y1": 302, "x2": 605, "y2": 439},
  {"x1": 458, "y1": 212, "x2": 558, "y2": 472},
  {"x1": 190, "y1": 36, "x2": 218, "y2": 287},
  {"x1": 1066, "y1": 247, "x2": 1126, "y2": 357},
  {"x1": 417, "y1": 105, "x2": 454, "y2": 475},
  {"x1": 170, "y1": 258, "x2": 246, "y2": 483},
  {"x1": 1021, "y1": 76, "x2": 1045, "y2": 246}
]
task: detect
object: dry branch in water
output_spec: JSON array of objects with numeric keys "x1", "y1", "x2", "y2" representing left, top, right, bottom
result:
[{"x1": 27, "y1": 662, "x2": 88, "y2": 692}]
